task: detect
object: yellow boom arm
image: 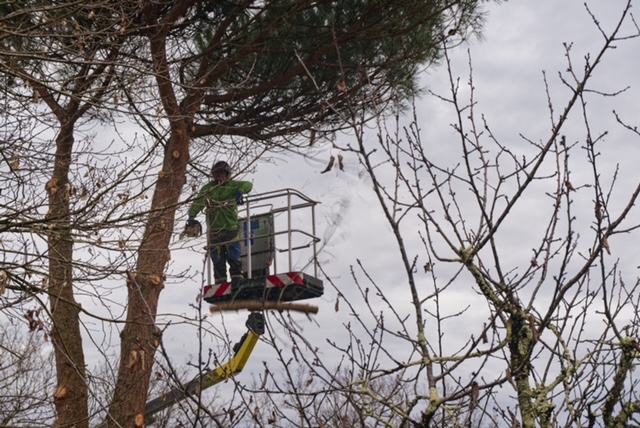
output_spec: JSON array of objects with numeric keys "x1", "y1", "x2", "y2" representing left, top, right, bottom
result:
[{"x1": 143, "y1": 312, "x2": 264, "y2": 420}]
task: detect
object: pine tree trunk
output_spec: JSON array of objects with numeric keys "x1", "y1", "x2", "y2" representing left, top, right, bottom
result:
[
  {"x1": 48, "y1": 124, "x2": 89, "y2": 428},
  {"x1": 107, "y1": 125, "x2": 189, "y2": 427}
]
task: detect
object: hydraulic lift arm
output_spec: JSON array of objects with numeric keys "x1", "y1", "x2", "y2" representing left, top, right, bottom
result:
[{"x1": 143, "y1": 312, "x2": 265, "y2": 420}]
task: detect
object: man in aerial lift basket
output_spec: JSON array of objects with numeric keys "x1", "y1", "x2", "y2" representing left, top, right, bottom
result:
[
  {"x1": 183, "y1": 161, "x2": 253, "y2": 286},
  {"x1": 183, "y1": 162, "x2": 324, "y2": 305}
]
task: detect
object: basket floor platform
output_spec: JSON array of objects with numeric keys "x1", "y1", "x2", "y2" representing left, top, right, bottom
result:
[{"x1": 203, "y1": 272, "x2": 324, "y2": 305}]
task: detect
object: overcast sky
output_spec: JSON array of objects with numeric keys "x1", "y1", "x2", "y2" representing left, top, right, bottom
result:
[{"x1": 138, "y1": 0, "x2": 640, "y2": 410}]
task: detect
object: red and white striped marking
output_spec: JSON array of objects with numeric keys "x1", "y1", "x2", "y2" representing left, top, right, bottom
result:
[{"x1": 203, "y1": 272, "x2": 305, "y2": 300}]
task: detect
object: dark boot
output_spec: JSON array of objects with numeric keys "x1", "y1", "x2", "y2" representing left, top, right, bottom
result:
[
  {"x1": 228, "y1": 259, "x2": 244, "y2": 292},
  {"x1": 228, "y1": 259, "x2": 244, "y2": 280},
  {"x1": 213, "y1": 261, "x2": 228, "y2": 284}
]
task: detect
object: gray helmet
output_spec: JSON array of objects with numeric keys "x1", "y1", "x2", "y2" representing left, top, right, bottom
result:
[{"x1": 211, "y1": 161, "x2": 232, "y2": 176}]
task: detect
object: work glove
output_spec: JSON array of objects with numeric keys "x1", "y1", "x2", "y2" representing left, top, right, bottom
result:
[
  {"x1": 236, "y1": 192, "x2": 245, "y2": 205},
  {"x1": 181, "y1": 217, "x2": 202, "y2": 238}
]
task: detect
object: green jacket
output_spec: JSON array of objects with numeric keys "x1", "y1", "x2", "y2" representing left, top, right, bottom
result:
[{"x1": 188, "y1": 179, "x2": 253, "y2": 232}]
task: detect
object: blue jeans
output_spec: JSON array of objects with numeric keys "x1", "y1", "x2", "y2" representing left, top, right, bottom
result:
[{"x1": 209, "y1": 229, "x2": 242, "y2": 284}]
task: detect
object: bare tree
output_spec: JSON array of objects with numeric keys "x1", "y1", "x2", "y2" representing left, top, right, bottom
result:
[{"x1": 0, "y1": 321, "x2": 55, "y2": 427}]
